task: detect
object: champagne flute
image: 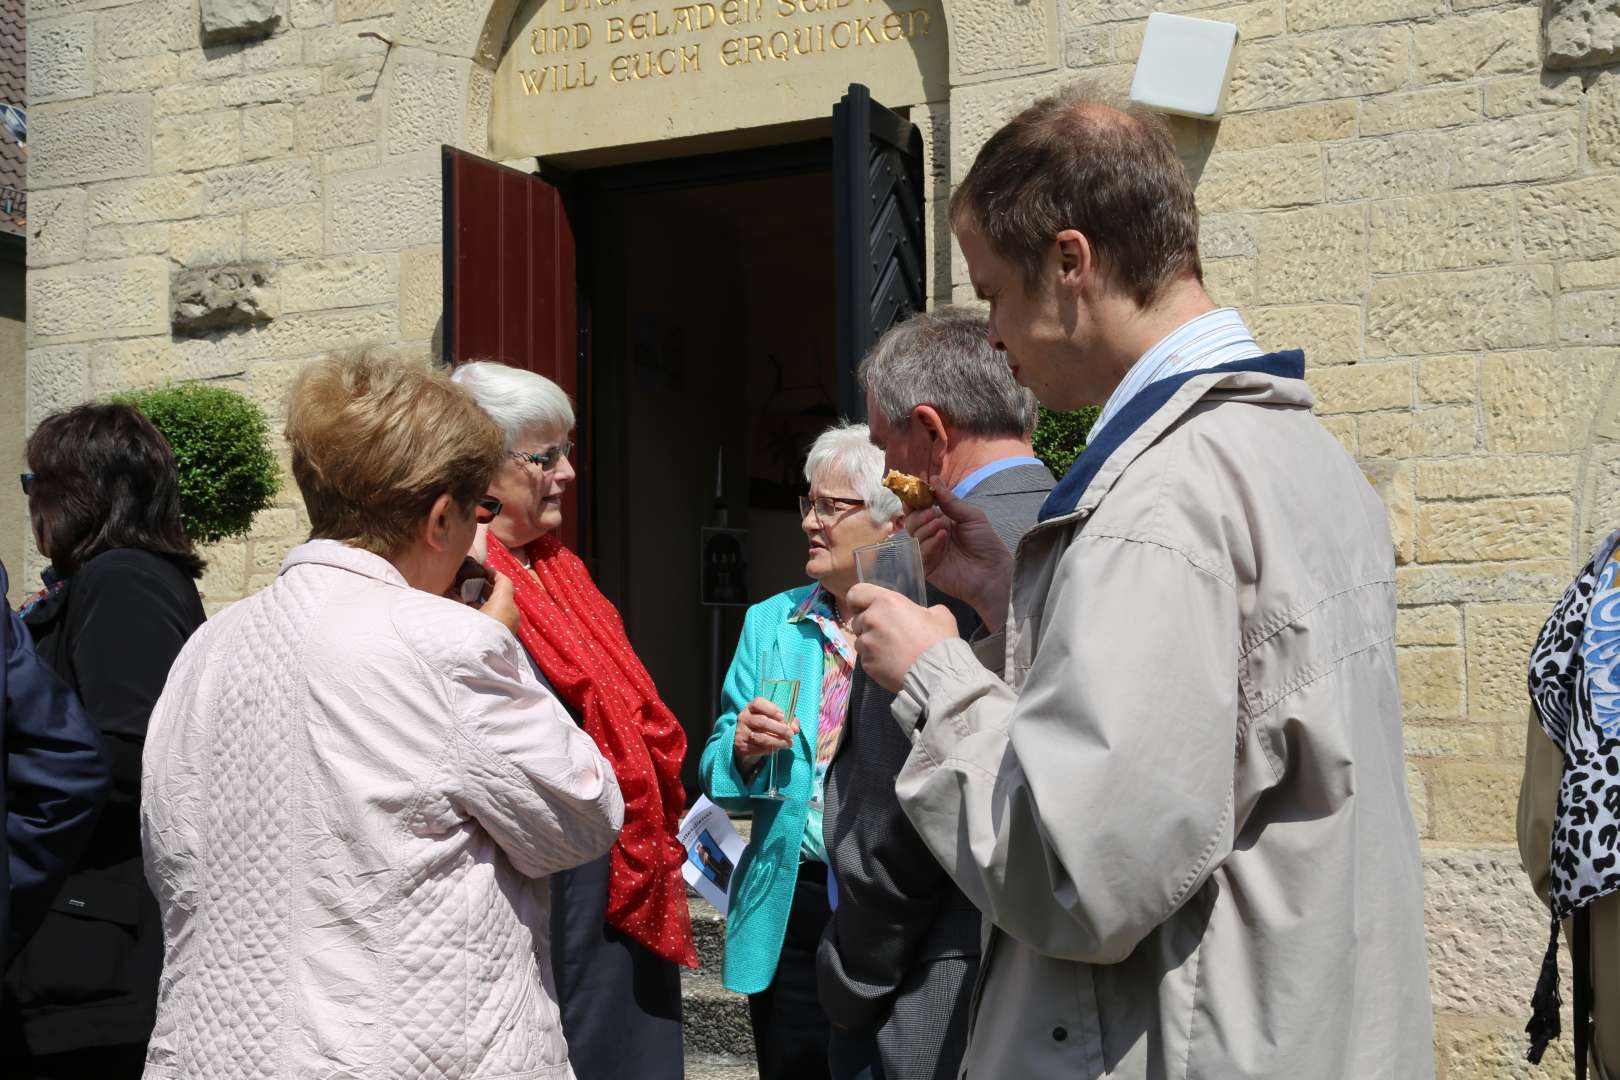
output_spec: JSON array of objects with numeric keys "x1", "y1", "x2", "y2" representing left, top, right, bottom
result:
[{"x1": 753, "y1": 643, "x2": 799, "y2": 802}]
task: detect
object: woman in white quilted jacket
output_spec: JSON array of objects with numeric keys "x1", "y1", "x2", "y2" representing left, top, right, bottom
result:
[{"x1": 137, "y1": 350, "x2": 625, "y2": 1080}]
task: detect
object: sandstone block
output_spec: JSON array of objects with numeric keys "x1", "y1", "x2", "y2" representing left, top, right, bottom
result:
[
  {"x1": 328, "y1": 166, "x2": 442, "y2": 252},
  {"x1": 1397, "y1": 605, "x2": 1462, "y2": 648},
  {"x1": 1483, "y1": 72, "x2": 1586, "y2": 118},
  {"x1": 95, "y1": 0, "x2": 192, "y2": 59},
  {"x1": 1195, "y1": 145, "x2": 1322, "y2": 214},
  {"x1": 29, "y1": 257, "x2": 170, "y2": 341},
  {"x1": 26, "y1": 345, "x2": 90, "y2": 426},
  {"x1": 1543, "y1": 0, "x2": 1620, "y2": 68},
  {"x1": 87, "y1": 334, "x2": 258, "y2": 394},
  {"x1": 1287, "y1": 0, "x2": 1442, "y2": 32},
  {"x1": 1580, "y1": 440, "x2": 1620, "y2": 553},
  {"x1": 154, "y1": 111, "x2": 243, "y2": 173},
  {"x1": 338, "y1": 0, "x2": 396, "y2": 19},
  {"x1": 1430, "y1": 763, "x2": 1521, "y2": 842},
  {"x1": 1561, "y1": 256, "x2": 1620, "y2": 290},
  {"x1": 30, "y1": 95, "x2": 153, "y2": 188},
  {"x1": 959, "y1": 0, "x2": 1064, "y2": 80},
  {"x1": 297, "y1": 92, "x2": 381, "y2": 151},
  {"x1": 1201, "y1": 259, "x2": 1253, "y2": 308},
  {"x1": 1482, "y1": 348, "x2": 1616, "y2": 453},
  {"x1": 1198, "y1": 215, "x2": 1256, "y2": 260},
  {"x1": 242, "y1": 32, "x2": 306, "y2": 72},
  {"x1": 1368, "y1": 458, "x2": 1416, "y2": 562},
  {"x1": 1367, "y1": 190, "x2": 1517, "y2": 275},
  {"x1": 244, "y1": 203, "x2": 325, "y2": 258},
  {"x1": 1112, "y1": 1, "x2": 1281, "y2": 62},
  {"x1": 1360, "y1": 85, "x2": 1479, "y2": 136},
  {"x1": 1398, "y1": 559, "x2": 1571, "y2": 605},
  {"x1": 29, "y1": 14, "x2": 95, "y2": 103},
  {"x1": 291, "y1": 0, "x2": 335, "y2": 27},
  {"x1": 1417, "y1": 457, "x2": 1577, "y2": 501},
  {"x1": 27, "y1": 188, "x2": 88, "y2": 268},
  {"x1": 1417, "y1": 355, "x2": 1476, "y2": 405},
  {"x1": 1450, "y1": 112, "x2": 1579, "y2": 188},
  {"x1": 1404, "y1": 722, "x2": 1494, "y2": 757},
  {"x1": 197, "y1": 540, "x2": 248, "y2": 604},
  {"x1": 218, "y1": 69, "x2": 324, "y2": 106},
  {"x1": 305, "y1": 16, "x2": 394, "y2": 64},
  {"x1": 200, "y1": 0, "x2": 280, "y2": 44},
  {"x1": 1441, "y1": 1023, "x2": 1573, "y2": 1080},
  {"x1": 86, "y1": 174, "x2": 205, "y2": 226},
  {"x1": 247, "y1": 533, "x2": 302, "y2": 577},
  {"x1": 244, "y1": 104, "x2": 297, "y2": 160},
  {"x1": 1561, "y1": 288, "x2": 1620, "y2": 345},
  {"x1": 1319, "y1": 415, "x2": 1356, "y2": 456},
  {"x1": 1248, "y1": 305, "x2": 1361, "y2": 366},
  {"x1": 463, "y1": 63, "x2": 494, "y2": 158},
  {"x1": 1412, "y1": 8, "x2": 1541, "y2": 84},
  {"x1": 1424, "y1": 848, "x2": 1567, "y2": 1017},
  {"x1": 202, "y1": 158, "x2": 321, "y2": 214},
  {"x1": 1590, "y1": 71, "x2": 1620, "y2": 171},
  {"x1": 1310, "y1": 362, "x2": 1410, "y2": 415},
  {"x1": 1467, "y1": 603, "x2": 1550, "y2": 721},
  {"x1": 188, "y1": 45, "x2": 245, "y2": 83},
  {"x1": 386, "y1": 61, "x2": 465, "y2": 157},
  {"x1": 170, "y1": 217, "x2": 243, "y2": 267},
  {"x1": 324, "y1": 145, "x2": 381, "y2": 174},
  {"x1": 1367, "y1": 267, "x2": 1555, "y2": 357},
  {"x1": 1521, "y1": 176, "x2": 1620, "y2": 261},
  {"x1": 86, "y1": 222, "x2": 169, "y2": 259},
  {"x1": 172, "y1": 263, "x2": 279, "y2": 335},
  {"x1": 157, "y1": 82, "x2": 227, "y2": 116},
  {"x1": 99, "y1": 52, "x2": 186, "y2": 93},
  {"x1": 1358, "y1": 412, "x2": 1415, "y2": 459},
  {"x1": 1417, "y1": 497, "x2": 1573, "y2": 564},
  {"x1": 1064, "y1": 26, "x2": 1110, "y2": 69},
  {"x1": 279, "y1": 254, "x2": 397, "y2": 312},
  {"x1": 1413, "y1": 405, "x2": 1477, "y2": 457},
  {"x1": 1226, "y1": 26, "x2": 1407, "y2": 112},
  {"x1": 949, "y1": 72, "x2": 1073, "y2": 181},
  {"x1": 1325, "y1": 132, "x2": 1450, "y2": 202},
  {"x1": 322, "y1": 55, "x2": 388, "y2": 93},
  {"x1": 1210, "y1": 101, "x2": 1355, "y2": 153},
  {"x1": 399, "y1": 246, "x2": 442, "y2": 341},
  {"x1": 1406, "y1": 762, "x2": 1428, "y2": 837},
  {"x1": 1398, "y1": 645, "x2": 1465, "y2": 719},
  {"x1": 1252, "y1": 204, "x2": 1363, "y2": 304}
]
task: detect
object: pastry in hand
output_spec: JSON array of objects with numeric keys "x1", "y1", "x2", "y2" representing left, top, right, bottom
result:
[{"x1": 882, "y1": 469, "x2": 935, "y2": 512}]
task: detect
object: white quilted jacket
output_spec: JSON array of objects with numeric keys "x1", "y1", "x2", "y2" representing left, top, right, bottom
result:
[{"x1": 140, "y1": 541, "x2": 625, "y2": 1079}]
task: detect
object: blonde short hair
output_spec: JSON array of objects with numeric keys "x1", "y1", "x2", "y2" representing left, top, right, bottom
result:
[{"x1": 285, "y1": 350, "x2": 505, "y2": 557}]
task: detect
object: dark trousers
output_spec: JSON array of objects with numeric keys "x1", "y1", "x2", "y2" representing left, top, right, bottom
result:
[
  {"x1": 748, "y1": 861, "x2": 833, "y2": 1080},
  {"x1": 828, "y1": 1029, "x2": 887, "y2": 1080}
]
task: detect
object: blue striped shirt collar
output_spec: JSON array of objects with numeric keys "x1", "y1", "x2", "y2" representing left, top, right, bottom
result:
[{"x1": 1087, "y1": 308, "x2": 1263, "y2": 447}]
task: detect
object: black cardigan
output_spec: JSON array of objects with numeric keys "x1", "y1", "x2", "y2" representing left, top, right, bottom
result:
[{"x1": 3, "y1": 548, "x2": 205, "y2": 1055}]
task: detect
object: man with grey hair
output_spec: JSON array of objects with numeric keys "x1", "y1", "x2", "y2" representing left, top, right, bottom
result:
[{"x1": 817, "y1": 307, "x2": 1054, "y2": 1080}]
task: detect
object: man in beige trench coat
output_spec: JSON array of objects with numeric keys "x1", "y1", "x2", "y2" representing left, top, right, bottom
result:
[{"x1": 847, "y1": 84, "x2": 1436, "y2": 1080}]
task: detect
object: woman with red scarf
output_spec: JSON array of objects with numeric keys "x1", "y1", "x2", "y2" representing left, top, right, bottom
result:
[{"x1": 452, "y1": 361, "x2": 696, "y2": 1078}]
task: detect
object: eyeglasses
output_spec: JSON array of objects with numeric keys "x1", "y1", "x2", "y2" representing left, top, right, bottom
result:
[
  {"x1": 798, "y1": 495, "x2": 866, "y2": 523},
  {"x1": 509, "y1": 440, "x2": 574, "y2": 471},
  {"x1": 19, "y1": 472, "x2": 32, "y2": 495},
  {"x1": 474, "y1": 496, "x2": 502, "y2": 524}
]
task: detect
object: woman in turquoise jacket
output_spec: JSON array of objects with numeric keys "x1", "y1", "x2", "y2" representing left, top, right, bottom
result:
[{"x1": 700, "y1": 422, "x2": 901, "y2": 1080}]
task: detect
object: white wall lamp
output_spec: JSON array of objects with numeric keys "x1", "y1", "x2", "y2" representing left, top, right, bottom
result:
[{"x1": 1128, "y1": 12, "x2": 1241, "y2": 121}]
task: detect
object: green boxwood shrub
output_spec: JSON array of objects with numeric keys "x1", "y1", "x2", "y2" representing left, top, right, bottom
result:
[
  {"x1": 113, "y1": 383, "x2": 280, "y2": 546},
  {"x1": 1032, "y1": 404, "x2": 1099, "y2": 479}
]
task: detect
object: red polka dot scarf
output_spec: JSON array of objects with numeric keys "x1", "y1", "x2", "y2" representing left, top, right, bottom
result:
[{"x1": 486, "y1": 533, "x2": 698, "y2": 968}]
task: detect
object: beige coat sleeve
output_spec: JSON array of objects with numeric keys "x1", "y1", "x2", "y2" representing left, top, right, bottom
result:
[{"x1": 893, "y1": 533, "x2": 1241, "y2": 965}]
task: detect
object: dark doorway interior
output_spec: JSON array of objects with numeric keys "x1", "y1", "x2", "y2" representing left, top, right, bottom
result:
[{"x1": 575, "y1": 147, "x2": 838, "y2": 794}]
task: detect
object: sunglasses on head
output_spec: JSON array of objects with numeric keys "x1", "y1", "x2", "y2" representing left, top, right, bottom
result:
[
  {"x1": 19, "y1": 472, "x2": 32, "y2": 495},
  {"x1": 475, "y1": 496, "x2": 502, "y2": 524}
]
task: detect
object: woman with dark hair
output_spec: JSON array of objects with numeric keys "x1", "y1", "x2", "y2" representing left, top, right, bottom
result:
[{"x1": 3, "y1": 403, "x2": 206, "y2": 1079}]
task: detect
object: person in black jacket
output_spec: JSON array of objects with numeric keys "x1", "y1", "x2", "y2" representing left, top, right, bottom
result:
[
  {"x1": 2, "y1": 557, "x2": 107, "y2": 962},
  {"x1": 4, "y1": 405, "x2": 207, "y2": 1079}
]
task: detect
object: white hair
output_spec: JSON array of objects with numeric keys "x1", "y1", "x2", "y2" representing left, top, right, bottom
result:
[
  {"x1": 803, "y1": 421, "x2": 902, "y2": 523},
  {"x1": 449, "y1": 361, "x2": 575, "y2": 448},
  {"x1": 860, "y1": 306, "x2": 1037, "y2": 436}
]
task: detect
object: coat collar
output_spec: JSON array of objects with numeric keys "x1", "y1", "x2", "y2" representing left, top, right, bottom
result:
[
  {"x1": 280, "y1": 539, "x2": 411, "y2": 589},
  {"x1": 1038, "y1": 351, "x2": 1310, "y2": 525}
]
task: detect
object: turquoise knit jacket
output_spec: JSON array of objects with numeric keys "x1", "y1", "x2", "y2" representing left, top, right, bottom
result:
[{"x1": 698, "y1": 584, "x2": 826, "y2": 995}]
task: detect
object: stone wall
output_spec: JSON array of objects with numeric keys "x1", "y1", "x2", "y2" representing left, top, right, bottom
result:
[{"x1": 22, "y1": 0, "x2": 1619, "y2": 1073}]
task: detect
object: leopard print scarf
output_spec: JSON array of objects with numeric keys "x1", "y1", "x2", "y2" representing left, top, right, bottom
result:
[{"x1": 1525, "y1": 529, "x2": 1620, "y2": 1068}]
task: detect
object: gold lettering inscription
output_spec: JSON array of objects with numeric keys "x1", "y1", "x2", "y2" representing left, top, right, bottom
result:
[
  {"x1": 531, "y1": 22, "x2": 593, "y2": 52},
  {"x1": 517, "y1": 62, "x2": 599, "y2": 92}
]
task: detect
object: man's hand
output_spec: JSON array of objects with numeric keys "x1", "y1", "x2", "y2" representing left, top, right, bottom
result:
[
  {"x1": 734, "y1": 698, "x2": 799, "y2": 776},
  {"x1": 904, "y1": 482, "x2": 1014, "y2": 631},
  {"x1": 848, "y1": 583, "x2": 961, "y2": 693}
]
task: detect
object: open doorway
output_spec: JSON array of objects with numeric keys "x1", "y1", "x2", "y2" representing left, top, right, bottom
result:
[{"x1": 578, "y1": 147, "x2": 838, "y2": 792}]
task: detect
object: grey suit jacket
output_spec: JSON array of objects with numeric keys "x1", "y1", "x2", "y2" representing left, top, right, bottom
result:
[{"x1": 817, "y1": 461, "x2": 1055, "y2": 1080}]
